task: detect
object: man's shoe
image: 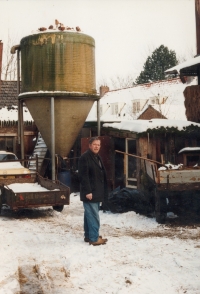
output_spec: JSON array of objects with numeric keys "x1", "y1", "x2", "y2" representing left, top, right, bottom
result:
[
  {"x1": 84, "y1": 235, "x2": 108, "y2": 243},
  {"x1": 89, "y1": 237, "x2": 107, "y2": 246},
  {"x1": 100, "y1": 236, "x2": 108, "y2": 242}
]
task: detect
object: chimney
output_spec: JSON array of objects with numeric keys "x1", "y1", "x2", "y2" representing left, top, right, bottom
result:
[
  {"x1": 99, "y1": 85, "x2": 109, "y2": 97},
  {"x1": 0, "y1": 41, "x2": 3, "y2": 90}
]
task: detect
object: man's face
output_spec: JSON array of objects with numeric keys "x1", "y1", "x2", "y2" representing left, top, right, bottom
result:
[{"x1": 89, "y1": 140, "x2": 101, "y2": 154}]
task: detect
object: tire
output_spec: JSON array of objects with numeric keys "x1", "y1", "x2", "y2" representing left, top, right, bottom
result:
[
  {"x1": 53, "y1": 205, "x2": 64, "y2": 212},
  {"x1": 155, "y1": 190, "x2": 167, "y2": 224}
]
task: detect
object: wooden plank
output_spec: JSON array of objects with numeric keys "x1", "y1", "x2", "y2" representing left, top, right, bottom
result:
[
  {"x1": 145, "y1": 160, "x2": 159, "y2": 184},
  {"x1": 157, "y1": 182, "x2": 200, "y2": 191},
  {"x1": 159, "y1": 169, "x2": 200, "y2": 184}
]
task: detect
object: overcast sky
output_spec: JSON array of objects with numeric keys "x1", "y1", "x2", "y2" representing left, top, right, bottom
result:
[{"x1": 0, "y1": 0, "x2": 196, "y2": 85}]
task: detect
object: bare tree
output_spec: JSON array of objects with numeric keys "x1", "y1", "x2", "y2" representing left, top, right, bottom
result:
[
  {"x1": 110, "y1": 75, "x2": 135, "y2": 89},
  {"x1": 2, "y1": 34, "x2": 17, "y2": 80},
  {"x1": 97, "y1": 74, "x2": 135, "y2": 91},
  {"x1": 177, "y1": 47, "x2": 196, "y2": 64}
]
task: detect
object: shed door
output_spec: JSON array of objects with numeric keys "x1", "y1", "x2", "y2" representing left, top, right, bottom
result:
[
  {"x1": 81, "y1": 136, "x2": 114, "y2": 192},
  {"x1": 125, "y1": 138, "x2": 137, "y2": 188}
]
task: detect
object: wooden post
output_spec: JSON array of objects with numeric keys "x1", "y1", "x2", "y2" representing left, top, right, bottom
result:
[
  {"x1": 196, "y1": 0, "x2": 200, "y2": 55},
  {"x1": 195, "y1": 0, "x2": 200, "y2": 84}
]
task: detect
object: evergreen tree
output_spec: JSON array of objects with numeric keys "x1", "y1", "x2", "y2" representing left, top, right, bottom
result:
[{"x1": 135, "y1": 45, "x2": 178, "y2": 84}]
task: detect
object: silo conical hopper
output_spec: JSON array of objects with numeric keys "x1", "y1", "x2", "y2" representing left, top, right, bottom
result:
[{"x1": 19, "y1": 31, "x2": 98, "y2": 157}]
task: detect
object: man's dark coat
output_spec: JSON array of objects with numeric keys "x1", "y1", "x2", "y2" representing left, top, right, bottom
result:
[{"x1": 78, "y1": 149, "x2": 108, "y2": 202}]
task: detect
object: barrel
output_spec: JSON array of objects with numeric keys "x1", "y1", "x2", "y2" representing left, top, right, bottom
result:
[{"x1": 58, "y1": 170, "x2": 71, "y2": 187}]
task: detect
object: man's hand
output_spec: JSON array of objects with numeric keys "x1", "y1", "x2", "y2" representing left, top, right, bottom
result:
[{"x1": 86, "y1": 193, "x2": 92, "y2": 200}]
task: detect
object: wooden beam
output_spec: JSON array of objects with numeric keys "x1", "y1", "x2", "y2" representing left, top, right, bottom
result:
[
  {"x1": 115, "y1": 150, "x2": 165, "y2": 166},
  {"x1": 195, "y1": 0, "x2": 200, "y2": 55}
]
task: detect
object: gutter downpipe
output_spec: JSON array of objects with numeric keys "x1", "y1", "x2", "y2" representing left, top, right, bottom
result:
[
  {"x1": 19, "y1": 98, "x2": 24, "y2": 163},
  {"x1": 11, "y1": 45, "x2": 25, "y2": 161},
  {"x1": 97, "y1": 98, "x2": 100, "y2": 136},
  {"x1": 51, "y1": 97, "x2": 56, "y2": 181},
  {"x1": 0, "y1": 42, "x2": 3, "y2": 91},
  {"x1": 18, "y1": 50, "x2": 25, "y2": 162}
]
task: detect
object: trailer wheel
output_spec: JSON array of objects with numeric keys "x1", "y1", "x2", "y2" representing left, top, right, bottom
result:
[
  {"x1": 53, "y1": 205, "x2": 64, "y2": 212},
  {"x1": 155, "y1": 191, "x2": 167, "y2": 224}
]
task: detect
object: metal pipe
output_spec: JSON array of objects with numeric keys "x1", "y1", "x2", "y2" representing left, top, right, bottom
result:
[
  {"x1": 97, "y1": 99, "x2": 100, "y2": 136},
  {"x1": 10, "y1": 45, "x2": 21, "y2": 145},
  {"x1": 0, "y1": 42, "x2": 3, "y2": 89},
  {"x1": 19, "y1": 99, "x2": 24, "y2": 163},
  {"x1": 17, "y1": 49, "x2": 21, "y2": 144},
  {"x1": 51, "y1": 97, "x2": 56, "y2": 180}
]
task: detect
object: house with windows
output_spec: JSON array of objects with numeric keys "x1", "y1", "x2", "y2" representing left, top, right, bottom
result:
[{"x1": 87, "y1": 77, "x2": 197, "y2": 123}]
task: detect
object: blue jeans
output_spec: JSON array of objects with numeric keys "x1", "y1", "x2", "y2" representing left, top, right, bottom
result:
[{"x1": 83, "y1": 202, "x2": 100, "y2": 242}]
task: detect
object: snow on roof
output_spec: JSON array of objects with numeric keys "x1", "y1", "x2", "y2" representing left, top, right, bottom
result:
[
  {"x1": 86, "y1": 77, "x2": 197, "y2": 122},
  {"x1": 103, "y1": 119, "x2": 200, "y2": 133},
  {"x1": 143, "y1": 104, "x2": 187, "y2": 120},
  {"x1": 0, "y1": 105, "x2": 33, "y2": 121},
  {"x1": 165, "y1": 56, "x2": 200, "y2": 74},
  {"x1": 178, "y1": 147, "x2": 200, "y2": 154}
]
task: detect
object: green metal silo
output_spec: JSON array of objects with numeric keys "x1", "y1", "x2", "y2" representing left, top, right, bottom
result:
[{"x1": 19, "y1": 31, "x2": 98, "y2": 157}]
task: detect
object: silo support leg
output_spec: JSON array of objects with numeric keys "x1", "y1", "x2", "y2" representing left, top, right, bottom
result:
[{"x1": 51, "y1": 97, "x2": 56, "y2": 181}]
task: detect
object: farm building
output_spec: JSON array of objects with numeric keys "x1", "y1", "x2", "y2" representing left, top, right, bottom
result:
[{"x1": 0, "y1": 80, "x2": 37, "y2": 158}]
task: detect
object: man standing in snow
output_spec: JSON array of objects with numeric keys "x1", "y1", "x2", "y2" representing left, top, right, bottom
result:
[{"x1": 78, "y1": 137, "x2": 108, "y2": 246}]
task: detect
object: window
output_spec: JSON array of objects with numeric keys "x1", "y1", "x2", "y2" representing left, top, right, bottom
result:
[
  {"x1": 150, "y1": 96, "x2": 160, "y2": 105},
  {"x1": 133, "y1": 101, "x2": 140, "y2": 113},
  {"x1": 0, "y1": 137, "x2": 14, "y2": 152},
  {"x1": 111, "y1": 103, "x2": 118, "y2": 115},
  {"x1": 133, "y1": 103, "x2": 137, "y2": 113}
]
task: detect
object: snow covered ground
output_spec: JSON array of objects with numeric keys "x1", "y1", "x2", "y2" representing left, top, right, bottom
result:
[{"x1": 0, "y1": 193, "x2": 200, "y2": 294}]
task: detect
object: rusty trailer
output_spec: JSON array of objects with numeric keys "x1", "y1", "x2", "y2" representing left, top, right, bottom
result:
[{"x1": 0, "y1": 173, "x2": 70, "y2": 213}]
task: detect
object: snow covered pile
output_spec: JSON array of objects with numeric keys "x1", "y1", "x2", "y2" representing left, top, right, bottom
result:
[
  {"x1": 158, "y1": 163, "x2": 184, "y2": 171},
  {"x1": 6, "y1": 182, "x2": 59, "y2": 193}
]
